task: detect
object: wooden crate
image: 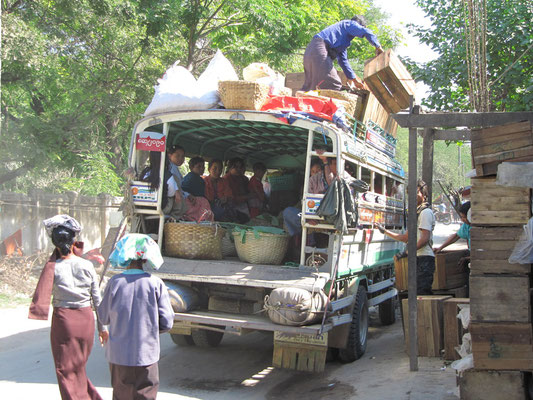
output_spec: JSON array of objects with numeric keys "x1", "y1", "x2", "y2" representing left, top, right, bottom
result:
[
  {"x1": 363, "y1": 49, "x2": 416, "y2": 113},
  {"x1": 472, "y1": 121, "x2": 533, "y2": 177},
  {"x1": 470, "y1": 322, "x2": 533, "y2": 370},
  {"x1": 443, "y1": 298, "x2": 470, "y2": 361},
  {"x1": 272, "y1": 331, "x2": 328, "y2": 373},
  {"x1": 471, "y1": 177, "x2": 531, "y2": 226},
  {"x1": 394, "y1": 249, "x2": 469, "y2": 291},
  {"x1": 459, "y1": 370, "x2": 527, "y2": 400},
  {"x1": 433, "y1": 285, "x2": 468, "y2": 298},
  {"x1": 402, "y1": 295, "x2": 452, "y2": 357},
  {"x1": 470, "y1": 275, "x2": 531, "y2": 323},
  {"x1": 470, "y1": 226, "x2": 531, "y2": 275}
]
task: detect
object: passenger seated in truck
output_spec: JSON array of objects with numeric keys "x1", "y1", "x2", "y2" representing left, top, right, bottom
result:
[
  {"x1": 140, "y1": 151, "x2": 187, "y2": 220},
  {"x1": 224, "y1": 157, "x2": 252, "y2": 223},
  {"x1": 248, "y1": 162, "x2": 267, "y2": 218},
  {"x1": 204, "y1": 159, "x2": 233, "y2": 221},
  {"x1": 182, "y1": 157, "x2": 207, "y2": 198},
  {"x1": 310, "y1": 157, "x2": 323, "y2": 176}
]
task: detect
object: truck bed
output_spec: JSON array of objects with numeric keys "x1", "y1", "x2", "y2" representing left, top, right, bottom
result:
[{"x1": 155, "y1": 256, "x2": 330, "y2": 291}]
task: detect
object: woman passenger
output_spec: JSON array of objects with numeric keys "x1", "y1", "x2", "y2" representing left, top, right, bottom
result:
[
  {"x1": 204, "y1": 159, "x2": 232, "y2": 221},
  {"x1": 224, "y1": 157, "x2": 251, "y2": 222}
]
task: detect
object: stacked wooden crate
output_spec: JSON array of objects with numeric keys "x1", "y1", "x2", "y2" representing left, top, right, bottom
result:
[
  {"x1": 461, "y1": 121, "x2": 533, "y2": 398},
  {"x1": 394, "y1": 249, "x2": 469, "y2": 295}
]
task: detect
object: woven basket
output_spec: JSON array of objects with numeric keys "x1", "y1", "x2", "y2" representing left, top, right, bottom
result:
[
  {"x1": 318, "y1": 89, "x2": 362, "y2": 117},
  {"x1": 232, "y1": 230, "x2": 289, "y2": 265},
  {"x1": 219, "y1": 80, "x2": 270, "y2": 110},
  {"x1": 275, "y1": 87, "x2": 293, "y2": 96},
  {"x1": 164, "y1": 222, "x2": 225, "y2": 260},
  {"x1": 221, "y1": 229, "x2": 237, "y2": 257}
]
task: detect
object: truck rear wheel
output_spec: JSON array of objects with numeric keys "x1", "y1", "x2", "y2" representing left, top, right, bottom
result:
[
  {"x1": 379, "y1": 297, "x2": 396, "y2": 325},
  {"x1": 191, "y1": 327, "x2": 225, "y2": 347},
  {"x1": 170, "y1": 333, "x2": 195, "y2": 346},
  {"x1": 338, "y1": 285, "x2": 368, "y2": 363}
]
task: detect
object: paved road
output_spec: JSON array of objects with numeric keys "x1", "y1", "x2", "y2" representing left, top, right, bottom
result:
[{"x1": 0, "y1": 222, "x2": 462, "y2": 399}]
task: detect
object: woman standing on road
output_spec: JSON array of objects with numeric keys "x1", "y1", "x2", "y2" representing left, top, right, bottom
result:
[{"x1": 29, "y1": 215, "x2": 107, "y2": 400}]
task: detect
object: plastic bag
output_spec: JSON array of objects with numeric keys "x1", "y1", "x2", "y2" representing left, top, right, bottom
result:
[
  {"x1": 456, "y1": 332, "x2": 471, "y2": 358},
  {"x1": 243, "y1": 62, "x2": 285, "y2": 94},
  {"x1": 451, "y1": 353, "x2": 473, "y2": 373},
  {"x1": 144, "y1": 50, "x2": 238, "y2": 115},
  {"x1": 458, "y1": 304, "x2": 470, "y2": 330},
  {"x1": 509, "y1": 217, "x2": 533, "y2": 264}
]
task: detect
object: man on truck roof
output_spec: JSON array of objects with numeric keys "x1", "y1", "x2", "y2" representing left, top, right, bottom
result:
[{"x1": 302, "y1": 15, "x2": 384, "y2": 92}]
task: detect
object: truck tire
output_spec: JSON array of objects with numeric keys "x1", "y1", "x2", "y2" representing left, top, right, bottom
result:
[
  {"x1": 191, "y1": 327, "x2": 224, "y2": 347},
  {"x1": 379, "y1": 297, "x2": 396, "y2": 325},
  {"x1": 170, "y1": 333, "x2": 195, "y2": 346},
  {"x1": 338, "y1": 285, "x2": 368, "y2": 363}
]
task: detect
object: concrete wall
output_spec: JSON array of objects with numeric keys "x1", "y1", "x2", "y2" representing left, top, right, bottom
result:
[{"x1": 0, "y1": 190, "x2": 123, "y2": 254}]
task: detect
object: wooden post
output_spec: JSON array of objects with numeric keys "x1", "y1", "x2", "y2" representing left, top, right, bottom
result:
[
  {"x1": 421, "y1": 128, "x2": 434, "y2": 204},
  {"x1": 407, "y1": 99, "x2": 419, "y2": 371}
]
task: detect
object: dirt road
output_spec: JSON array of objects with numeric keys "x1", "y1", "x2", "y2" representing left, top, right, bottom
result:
[{"x1": 0, "y1": 222, "x2": 464, "y2": 399}]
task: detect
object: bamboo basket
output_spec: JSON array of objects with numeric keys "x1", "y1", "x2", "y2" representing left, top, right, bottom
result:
[
  {"x1": 219, "y1": 80, "x2": 270, "y2": 110},
  {"x1": 317, "y1": 89, "x2": 362, "y2": 117},
  {"x1": 164, "y1": 222, "x2": 225, "y2": 260},
  {"x1": 221, "y1": 229, "x2": 237, "y2": 257},
  {"x1": 232, "y1": 230, "x2": 289, "y2": 265}
]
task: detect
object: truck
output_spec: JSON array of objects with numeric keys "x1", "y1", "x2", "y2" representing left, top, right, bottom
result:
[{"x1": 126, "y1": 108, "x2": 405, "y2": 372}]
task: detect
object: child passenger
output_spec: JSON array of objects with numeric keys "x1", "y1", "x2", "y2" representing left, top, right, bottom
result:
[
  {"x1": 98, "y1": 234, "x2": 174, "y2": 400},
  {"x1": 248, "y1": 162, "x2": 267, "y2": 218},
  {"x1": 204, "y1": 159, "x2": 233, "y2": 221},
  {"x1": 182, "y1": 157, "x2": 207, "y2": 198}
]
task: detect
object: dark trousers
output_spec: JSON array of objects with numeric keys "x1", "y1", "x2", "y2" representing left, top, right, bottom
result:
[
  {"x1": 417, "y1": 256, "x2": 435, "y2": 295},
  {"x1": 110, "y1": 362, "x2": 159, "y2": 400}
]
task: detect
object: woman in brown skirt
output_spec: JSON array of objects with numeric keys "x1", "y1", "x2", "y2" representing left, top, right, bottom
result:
[{"x1": 29, "y1": 215, "x2": 108, "y2": 400}]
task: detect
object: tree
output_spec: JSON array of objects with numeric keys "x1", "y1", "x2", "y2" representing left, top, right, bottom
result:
[
  {"x1": 1, "y1": 0, "x2": 401, "y2": 195},
  {"x1": 405, "y1": 0, "x2": 532, "y2": 112}
]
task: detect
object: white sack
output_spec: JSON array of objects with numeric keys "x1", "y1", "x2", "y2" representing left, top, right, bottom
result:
[
  {"x1": 243, "y1": 62, "x2": 286, "y2": 95},
  {"x1": 495, "y1": 162, "x2": 533, "y2": 188},
  {"x1": 144, "y1": 50, "x2": 238, "y2": 116},
  {"x1": 509, "y1": 217, "x2": 533, "y2": 264},
  {"x1": 264, "y1": 287, "x2": 328, "y2": 326}
]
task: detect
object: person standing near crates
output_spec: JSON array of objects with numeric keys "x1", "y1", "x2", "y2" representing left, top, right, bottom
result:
[
  {"x1": 302, "y1": 15, "x2": 384, "y2": 92},
  {"x1": 377, "y1": 179, "x2": 436, "y2": 295}
]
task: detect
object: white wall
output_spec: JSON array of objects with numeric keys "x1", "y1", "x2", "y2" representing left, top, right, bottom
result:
[{"x1": 0, "y1": 190, "x2": 123, "y2": 254}]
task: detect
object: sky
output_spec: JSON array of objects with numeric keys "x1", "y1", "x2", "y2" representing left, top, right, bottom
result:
[{"x1": 372, "y1": 0, "x2": 439, "y2": 101}]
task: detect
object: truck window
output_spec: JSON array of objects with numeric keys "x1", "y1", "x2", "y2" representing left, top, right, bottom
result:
[
  {"x1": 361, "y1": 167, "x2": 371, "y2": 186},
  {"x1": 374, "y1": 173, "x2": 383, "y2": 194}
]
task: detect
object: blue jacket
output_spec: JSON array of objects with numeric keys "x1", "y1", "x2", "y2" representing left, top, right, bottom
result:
[{"x1": 316, "y1": 20, "x2": 381, "y2": 80}]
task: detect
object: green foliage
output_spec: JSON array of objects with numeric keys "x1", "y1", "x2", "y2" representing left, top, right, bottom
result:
[
  {"x1": 395, "y1": 127, "x2": 472, "y2": 200},
  {"x1": 405, "y1": 0, "x2": 533, "y2": 111},
  {"x1": 1, "y1": 0, "x2": 400, "y2": 196}
]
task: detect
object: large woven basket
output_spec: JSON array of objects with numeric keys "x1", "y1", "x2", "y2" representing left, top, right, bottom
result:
[
  {"x1": 318, "y1": 89, "x2": 362, "y2": 118},
  {"x1": 221, "y1": 229, "x2": 237, "y2": 257},
  {"x1": 164, "y1": 222, "x2": 225, "y2": 260},
  {"x1": 232, "y1": 230, "x2": 289, "y2": 265},
  {"x1": 219, "y1": 80, "x2": 270, "y2": 110}
]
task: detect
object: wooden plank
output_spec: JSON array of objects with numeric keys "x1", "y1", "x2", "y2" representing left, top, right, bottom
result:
[
  {"x1": 273, "y1": 332, "x2": 328, "y2": 372},
  {"x1": 470, "y1": 322, "x2": 533, "y2": 371},
  {"x1": 155, "y1": 257, "x2": 330, "y2": 291},
  {"x1": 471, "y1": 120, "x2": 531, "y2": 142},
  {"x1": 470, "y1": 260, "x2": 531, "y2": 275},
  {"x1": 391, "y1": 112, "x2": 533, "y2": 128},
  {"x1": 471, "y1": 226, "x2": 524, "y2": 242},
  {"x1": 470, "y1": 275, "x2": 531, "y2": 323},
  {"x1": 471, "y1": 130, "x2": 532, "y2": 150},
  {"x1": 459, "y1": 370, "x2": 527, "y2": 400},
  {"x1": 471, "y1": 178, "x2": 531, "y2": 226},
  {"x1": 443, "y1": 298, "x2": 469, "y2": 361},
  {"x1": 473, "y1": 137, "x2": 533, "y2": 159},
  {"x1": 474, "y1": 145, "x2": 533, "y2": 165},
  {"x1": 433, "y1": 285, "x2": 468, "y2": 298},
  {"x1": 402, "y1": 296, "x2": 451, "y2": 357}
]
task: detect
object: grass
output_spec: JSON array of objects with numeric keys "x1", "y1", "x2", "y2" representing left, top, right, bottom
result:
[{"x1": 0, "y1": 293, "x2": 32, "y2": 308}]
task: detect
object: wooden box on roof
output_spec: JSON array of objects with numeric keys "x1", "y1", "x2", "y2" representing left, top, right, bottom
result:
[
  {"x1": 470, "y1": 177, "x2": 531, "y2": 226},
  {"x1": 471, "y1": 121, "x2": 533, "y2": 176},
  {"x1": 363, "y1": 49, "x2": 416, "y2": 114},
  {"x1": 470, "y1": 226, "x2": 531, "y2": 275}
]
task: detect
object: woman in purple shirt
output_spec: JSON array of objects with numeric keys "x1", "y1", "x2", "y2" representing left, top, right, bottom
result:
[
  {"x1": 302, "y1": 15, "x2": 384, "y2": 91},
  {"x1": 98, "y1": 234, "x2": 174, "y2": 400}
]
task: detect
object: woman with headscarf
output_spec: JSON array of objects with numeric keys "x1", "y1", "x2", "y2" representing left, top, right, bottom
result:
[
  {"x1": 98, "y1": 234, "x2": 174, "y2": 400},
  {"x1": 29, "y1": 214, "x2": 107, "y2": 400}
]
